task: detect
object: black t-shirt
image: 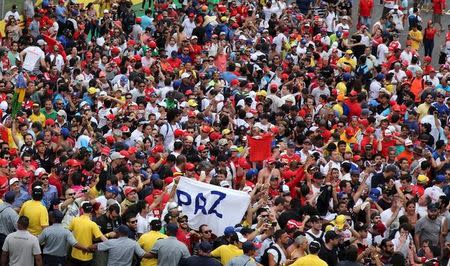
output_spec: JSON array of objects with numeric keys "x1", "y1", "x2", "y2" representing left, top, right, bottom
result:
[
  {"x1": 318, "y1": 246, "x2": 339, "y2": 266},
  {"x1": 95, "y1": 214, "x2": 121, "y2": 234},
  {"x1": 179, "y1": 255, "x2": 221, "y2": 266}
]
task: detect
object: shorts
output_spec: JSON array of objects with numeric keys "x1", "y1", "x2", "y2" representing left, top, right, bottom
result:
[{"x1": 433, "y1": 13, "x2": 441, "y2": 25}]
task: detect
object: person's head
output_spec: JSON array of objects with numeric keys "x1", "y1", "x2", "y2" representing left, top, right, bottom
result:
[
  {"x1": 199, "y1": 224, "x2": 212, "y2": 240},
  {"x1": 17, "y1": 216, "x2": 29, "y2": 230},
  {"x1": 166, "y1": 223, "x2": 178, "y2": 236},
  {"x1": 150, "y1": 219, "x2": 162, "y2": 231},
  {"x1": 107, "y1": 204, "x2": 121, "y2": 220},
  {"x1": 294, "y1": 235, "x2": 308, "y2": 249},
  {"x1": 380, "y1": 238, "x2": 394, "y2": 255},
  {"x1": 125, "y1": 215, "x2": 138, "y2": 230},
  {"x1": 31, "y1": 185, "x2": 43, "y2": 201},
  {"x1": 427, "y1": 203, "x2": 440, "y2": 220},
  {"x1": 115, "y1": 225, "x2": 131, "y2": 238},
  {"x1": 325, "y1": 230, "x2": 340, "y2": 247},
  {"x1": 273, "y1": 229, "x2": 290, "y2": 245},
  {"x1": 310, "y1": 216, "x2": 322, "y2": 231},
  {"x1": 242, "y1": 241, "x2": 257, "y2": 256},
  {"x1": 344, "y1": 245, "x2": 358, "y2": 262},
  {"x1": 198, "y1": 241, "x2": 214, "y2": 256},
  {"x1": 308, "y1": 241, "x2": 321, "y2": 254},
  {"x1": 50, "y1": 210, "x2": 64, "y2": 224}
]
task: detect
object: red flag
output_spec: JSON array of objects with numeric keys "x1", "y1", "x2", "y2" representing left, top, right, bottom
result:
[{"x1": 247, "y1": 134, "x2": 273, "y2": 162}]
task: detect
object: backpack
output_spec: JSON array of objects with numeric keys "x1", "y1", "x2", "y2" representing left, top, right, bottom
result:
[
  {"x1": 306, "y1": 231, "x2": 325, "y2": 246},
  {"x1": 260, "y1": 242, "x2": 282, "y2": 266}
]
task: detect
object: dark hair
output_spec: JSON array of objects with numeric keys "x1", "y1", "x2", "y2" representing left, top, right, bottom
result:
[
  {"x1": 273, "y1": 229, "x2": 286, "y2": 242},
  {"x1": 344, "y1": 245, "x2": 358, "y2": 262},
  {"x1": 108, "y1": 204, "x2": 120, "y2": 214},
  {"x1": 18, "y1": 215, "x2": 30, "y2": 228}
]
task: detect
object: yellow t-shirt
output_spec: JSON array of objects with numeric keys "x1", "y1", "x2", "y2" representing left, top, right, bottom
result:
[
  {"x1": 29, "y1": 113, "x2": 46, "y2": 126},
  {"x1": 408, "y1": 30, "x2": 423, "y2": 50},
  {"x1": 69, "y1": 214, "x2": 104, "y2": 261},
  {"x1": 138, "y1": 230, "x2": 168, "y2": 266},
  {"x1": 19, "y1": 200, "x2": 48, "y2": 236},
  {"x1": 335, "y1": 82, "x2": 347, "y2": 96},
  {"x1": 210, "y1": 244, "x2": 243, "y2": 265},
  {"x1": 337, "y1": 57, "x2": 356, "y2": 71},
  {"x1": 291, "y1": 254, "x2": 328, "y2": 266}
]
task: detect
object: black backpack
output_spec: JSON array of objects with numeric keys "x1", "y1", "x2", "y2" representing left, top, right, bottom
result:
[{"x1": 260, "y1": 242, "x2": 282, "y2": 266}]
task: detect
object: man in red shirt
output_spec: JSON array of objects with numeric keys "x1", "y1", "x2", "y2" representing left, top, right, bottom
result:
[
  {"x1": 432, "y1": 0, "x2": 445, "y2": 30},
  {"x1": 359, "y1": 0, "x2": 374, "y2": 27},
  {"x1": 377, "y1": 129, "x2": 397, "y2": 157},
  {"x1": 280, "y1": 142, "x2": 301, "y2": 165}
]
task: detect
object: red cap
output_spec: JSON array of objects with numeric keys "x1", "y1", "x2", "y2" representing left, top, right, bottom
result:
[
  {"x1": 174, "y1": 129, "x2": 186, "y2": 138},
  {"x1": 134, "y1": 54, "x2": 142, "y2": 61},
  {"x1": 231, "y1": 79, "x2": 240, "y2": 86},
  {"x1": 152, "y1": 145, "x2": 164, "y2": 154},
  {"x1": 106, "y1": 135, "x2": 115, "y2": 144},
  {"x1": 124, "y1": 186, "x2": 137, "y2": 196},
  {"x1": 267, "y1": 157, "x2": 276, "y2": 164},
  {"x1": 350, "y1": 90, "x2": 358, "y2": 96},
  {"x1": 198, "y1": 145, "x2": 207, "y2": 152},
  {"x1": 101, "y1": 147, "x2": 111, "y2": 155},
  {"x1": 45, "y1": 118, "x2": 55, "y2": 126},
  {"x1": 111, "y1": 47, "x2": 121, "y2": 55},
  {"x1": 35, "y1": 140, "x2": 44, "y2": 146},
  {"x1": 148, "y1": 40, "x2": 157, "y2": 49},
  {"x1": 238, "y1": 158, "x2": 251, "y2": 169},
  {"x1": 185, "y1": 163, "x2": 195, "y2": 171},
  {"x1": 106, "y1": 114, "x2": 116, "y2": 120},
  {"x1": 119, "y1": 150, "x2": 130, "y2": 157},
  {"x1": 164, "y1": 176, "x2": 174, "y2": 184},
  {"x1": 188, "y1": 13, "x2": 195, "y2": 18},
  {"x1": 345, "y1": 127, "x2": 355, "y2": 136},
  {"x1": 286, "y1": 219, "x2": 303, "y2": 229},
  {"x1": 120, "y1": 125, "x2": 130, "y2": 133},
  {"x1": 16, "y1": 167, "x2": 29, "y2": 179},
  {"x1": 128, "y1": 146, "x2": 138, "y2": 154},
  {"x1": 66, "y1": 159, "x2": 81, "y2": 167},
  {"x1": 188, "y1": 111, "x2": 196, "y2": 118},
  {"x1": 0, "y1": 159, "x2": 8, "y2": 167},
  {"x1": 353, "y1": 155, "x2": 361, "y2": 161},
  {"x1": 135, "y1": 17, "x2": 142, "y2": 23},
  {"x1": 201, "y1": 126, "x2": 212, "y2": 133},
  {"x1": 209, "y1": 132, "x2": 222, "y2": 141},
  {"x1": 185, "y1": 89, "x2": 193, "y2": 96}
]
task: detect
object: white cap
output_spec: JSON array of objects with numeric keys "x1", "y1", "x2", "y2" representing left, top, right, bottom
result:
[
  {"x1": 245, "y1": 113, "x2": 254, "y2": 119},
  {"x1": 220, "y1": 181, "x2": 230, "y2": 188},
  {"x1": 181, "y1": 72, "x2": 191, "y2": 79},
  {"x1": 9, "y1": 178, "x2": 19, "y2": 186},
  {"x1": 282, "y1": 185, "x2": 290, "y2": 194},
  {"x1": 179, "y1": 101, "x2": 188, "y2": 108},
  {"x1": 37, "y1": 39, "x2": 47, "y2": 46},
  {"x1": 57, "y1": 110, "x2": 67, "y2": 117},
  {"x1": 96, "y1": 37, "x2": 105, "y2": 47},
  {"x1": 237, "y1": 232, "x2": 247, "y2": 243},
  {"x1": 242, "y1": 186, "x2": 252, "y2": 193},
  {"x1": 99, "y1": 91, "x2": 107, "y2": 97},
  {"x1": 405, "y1": 139, "x2": 413, "y2": 146},
  {"x1": 393, "y1": 4, "x2": 399, "y2": 9},
  {"x1": 110, "y1": 151, "x2": 125, "y2": 160},
  {"x1": 34, "y1": 167, "x2": 47, "y2": 177}
]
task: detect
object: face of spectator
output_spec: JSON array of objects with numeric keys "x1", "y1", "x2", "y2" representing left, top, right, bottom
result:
[
  {"x1": 428, "y1": 208, "x2": 439, "y2": 220},
  {"x1": 127, "y1": 191, "x2": 137, "y2": 202},
  {"x1": 201, "y1": 226, "x2": 212, "y2": 239},
  {"x1": 127, "y1": 218, "x2": 138, "y2": 230},
  {"x1": 383, "y1": 240, "x2": 394, "y2": 254}
]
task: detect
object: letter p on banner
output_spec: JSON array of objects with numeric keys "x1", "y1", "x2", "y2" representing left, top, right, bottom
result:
[{"x1": 175, "y1": 177, "x2": 251, "y2": 236}]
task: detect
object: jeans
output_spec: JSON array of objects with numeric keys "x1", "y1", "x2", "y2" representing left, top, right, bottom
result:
[
  {"x1": 424, "y1": 38, "x2": 434, "y2": 57},
  {"x1": 43, "y1": 254, "x2": 66, "y2": 266},
  {"x1": 359, "y1": 16, "x2": 371, "y2": 27}
]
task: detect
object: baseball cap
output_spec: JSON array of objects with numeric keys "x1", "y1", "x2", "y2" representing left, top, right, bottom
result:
[
  {"x1": 81, "y1": 201, "x2": 93, "y2": 212},
  {"x1": 110, "y1": 152, "x2": 125, "y2": 160},
  {"x1": 334, "y1": 215, "x2": 346, "y2": 230},
  {"x1": 242, "y1": 241, "x2": 257, "y2": 253},
  {"x1": 105, "y1": 186, "x2": 119, "y2": 195},
  {"x1": 198, "y1": 241, "x2": 213, "y2": 252},
  {"x1": 9, "y1": 178, "x2": 19, "y2": 186},
  {"x1": 224, "y1": 226, "x2": 235, "y2": 235},
  {"x1": 237, "y1": 232, "x2": 247, "y2": 243},
  {"x1": 417, "y1": 174, "x2": 429, "y2": 184},
  {"x1": 115, "y1": 224, "x2": 131, "y2": 235},
  {"x1": 428, "y1": 203, "x2": 439, "y2": 211},
  {"x1": 309, "y1": 241, "x2": 321, "y2": 253}
]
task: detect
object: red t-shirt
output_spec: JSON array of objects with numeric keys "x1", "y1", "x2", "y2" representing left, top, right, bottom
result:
[
  {"x1": 424, "y1": 27, "x2": 437, "y2": 40},
  {"x1": 280, "y1": 153, "x2": 301, "y2": 164},
  {"x1": 359, "y1": 0, "x2": 374, "y2": 17},
  {"x1": 380, "y1": 139, "x2": 396, "y2": 157},
  {"x1": 433, "y1": 0, "x2": 445, "y2": 14}
]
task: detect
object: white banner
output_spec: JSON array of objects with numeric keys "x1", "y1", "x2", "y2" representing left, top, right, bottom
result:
[{"x1": 176, "y1": 177, "x2": 251, "y2": 236}]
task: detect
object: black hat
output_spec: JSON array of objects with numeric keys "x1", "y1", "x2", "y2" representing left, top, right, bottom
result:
[
  {"x1": 32, "y1": 186, "x2": 43, "y2": 197},
  {"x1": 81, "y1": 201, "x2": 93, "y2": 212},
  {"x1": 198, "y1": 241, "x2": 213, "y2": 252},
  {"x1": 309, "y1": 241, "x2": 321, "y2": 253},
  {"x1": 242, "y1": 241, "x2": 257, "y2": 253}
]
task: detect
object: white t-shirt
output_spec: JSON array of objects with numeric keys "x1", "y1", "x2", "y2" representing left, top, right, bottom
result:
[
  {"x1": 377, "y1": 43, "x2": 389, "y2": 64},
  {"x1": 267, "y1": 243, "x2": 286, "y2": 264},
  {"x1": 22, "y1": 46, "x2": 44, "y2": 72}
]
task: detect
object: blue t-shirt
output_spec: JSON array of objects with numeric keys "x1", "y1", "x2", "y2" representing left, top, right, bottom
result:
[{"x1": 55, "y1": 6, "x2": 67, "y2": 23}]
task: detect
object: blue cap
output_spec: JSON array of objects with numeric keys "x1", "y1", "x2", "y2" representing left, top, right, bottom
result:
[
  {"x1": 376, "y1": 73, "x2": 385, "y2": 81},
  {"x1": 136, "y1": 151, "x2": 146, "y2": 159},
  {"x1": 242, "y1": 241, "x2": 257, "y2": 252},
  {"x1": 198, "y1": 241, "x2": 213, "y2": 252},
  {"x1": 166, "y1": 223, "x2": 179, "y2": 234},
  {"x1": 151, "y1": 173, "x2": 161, "y2": 180},
  {"x1": 105, "y1": 186, "x2": 119, "y2": 195},
  {"x1": 435, "y1": 175, "x2": 446, "y2": 182},
  {"x1": 343, "y1": 73, "x2": 351, "y2": 81},
  {"x1": 115, "y1": 225, "x2": 131, "y2": 235},
  {"x1": 120, "y1": 75, "x2": 128, "y2": 83},
  {"x1": 224, "y1": 226, "x2": 235, "y2": 235},
  {"x1": 4, "y1": 191, "x2": 15, "y2": 203},
  {"x1": 246, "y1": 169, "x2": 258, "y2": 178},
  {"x1": 60, "y1": 127, "x2": 70, "y2": 138},
  {"x1": 300, "y1": 39, "x2": 307, "y2": 45},
  {"x1": 369, "y1": 188, "x2": 381, "y2": 202}
]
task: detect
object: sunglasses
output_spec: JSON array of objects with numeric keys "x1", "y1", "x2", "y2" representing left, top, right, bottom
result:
[
  {"x1": 24, "y1": 160, "x2": 31, "y2": 162},
  {"x1": 67, "y1": 193, "x2": 76, "y2": 196},
  {"x1": 129, "y1": 220, "x2": 138, "y2": 224},
  {"x1": 202, "y1": 230, "x2": 212, "y2": 234}
]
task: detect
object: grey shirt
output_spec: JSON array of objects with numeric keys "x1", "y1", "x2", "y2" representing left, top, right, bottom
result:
[
  {"x1": 2, "y1": 230, "x2": 41, "y2": 266},
  {"x1": 97, "y1": 236, "x2": 146, "y2": 266},
  {"x1": 38, "y1": 223, "x2": 78, "y2": 257},
  {"x1": 0, "y1": 202, "x2": 18, "y2": 235},
  {"x1": 151, "y1": 236, "x2": 190, "y2": 266},
  {"x1": 227, "y1": 254, "x2": 257, "y2": 266},
  {"x1": 415, "y1": 215, "x2": 443, "y2": 245}
]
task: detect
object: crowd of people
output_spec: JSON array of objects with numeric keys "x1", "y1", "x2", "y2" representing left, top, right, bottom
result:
[{"x1": 0, "y1": 0, "x2": 450, "y2": 265}]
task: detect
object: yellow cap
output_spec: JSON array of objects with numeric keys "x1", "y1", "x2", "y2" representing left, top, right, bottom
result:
[{"x1": 187, "y1": 99, "x2": 198, "y2": 107}]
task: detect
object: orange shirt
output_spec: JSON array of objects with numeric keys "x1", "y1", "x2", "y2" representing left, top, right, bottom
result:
[
  {"x1": 410, "y1": 77, "x2": 424, "y2": 102},
  {"x1": 396, "y1": 150, "x2": 414, "y2": 164}
]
